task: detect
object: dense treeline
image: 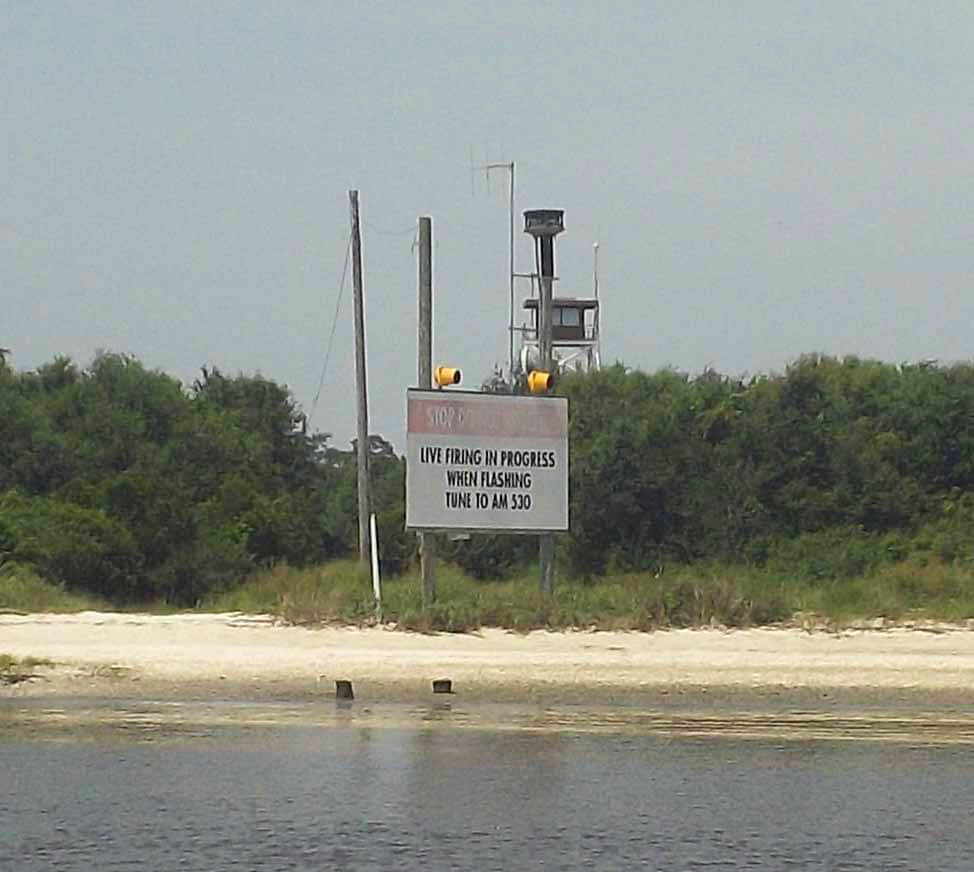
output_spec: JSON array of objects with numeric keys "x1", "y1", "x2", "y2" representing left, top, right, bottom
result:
[
  {"x1": 0, "y1": 353, "x2": 406, "y2": 604},
  {"x1": 561, "y1": 355, "x2": 974, "y2": 578},
  {"x1": 3, "y1": 351, "x2": 974, "y2": 606},
  {"x1": 450, "y1": 354, "x2": 974, "y2": 582}
]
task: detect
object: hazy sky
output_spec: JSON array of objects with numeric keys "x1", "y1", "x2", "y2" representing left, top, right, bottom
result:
[{"x1": 5, "y1": 3, "x2": 974, "y2": 448}]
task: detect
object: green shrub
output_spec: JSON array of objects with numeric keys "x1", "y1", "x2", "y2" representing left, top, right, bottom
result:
[{"x1": 0, "y1": 490, "x2": 140, "y2": 600}]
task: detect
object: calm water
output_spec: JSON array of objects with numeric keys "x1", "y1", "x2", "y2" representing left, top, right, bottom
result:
[{"x1": 2, "y1": 700, "x2": 974, "y2": 870}]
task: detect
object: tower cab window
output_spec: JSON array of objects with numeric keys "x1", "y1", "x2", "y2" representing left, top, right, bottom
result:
[{"x1": 554, "y1": 307, "x2": 580, "y2": 327}]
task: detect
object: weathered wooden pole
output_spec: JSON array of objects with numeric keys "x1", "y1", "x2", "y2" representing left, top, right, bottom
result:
[
  {"x1": 418, "y1": 216, "x2": 436, "y2": 608},
  {"x1": 349, "y1": 190, "x2": 371, "y2": 564}
]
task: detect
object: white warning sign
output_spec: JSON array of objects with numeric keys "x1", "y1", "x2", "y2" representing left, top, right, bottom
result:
[{"x1": 405, "y1": 389, "x2": 568, "y2": 533}]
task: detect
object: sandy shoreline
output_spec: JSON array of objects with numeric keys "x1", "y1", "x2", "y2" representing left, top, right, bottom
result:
[{"x1": 3, "y1": 611, "x2": 974, "y2": 705}]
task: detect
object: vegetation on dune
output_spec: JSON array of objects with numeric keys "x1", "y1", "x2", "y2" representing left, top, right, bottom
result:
[
  {"x1": 0, "y1": 352, "x2": 407, "y2": 607},
  {"x1": 208, "y1": 558, "x2": 974, "y2": 633},
  {"x1": 3, "y1": 350, "x2": 974, "y2": 628},
  {"x1": 0, "y1": 562, "x2": 104, "y2": 613}
]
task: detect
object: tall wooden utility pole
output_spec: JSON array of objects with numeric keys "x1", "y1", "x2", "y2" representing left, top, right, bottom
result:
[
  {"x1": 349, "y1": 190, "x2": 371, "y2": 564},
  {"x1": 417, "y1": 216, "x2": 436, "y2": 608}
]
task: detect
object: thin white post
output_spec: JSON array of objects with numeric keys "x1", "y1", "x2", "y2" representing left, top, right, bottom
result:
[{"x1": 369, "y1": 513, "x2": 381, "y2": 620}]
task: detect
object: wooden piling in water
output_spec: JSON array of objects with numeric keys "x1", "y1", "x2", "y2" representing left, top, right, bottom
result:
[{"x1": 335, "y1": 680, "x2": 354, "y2": 700}]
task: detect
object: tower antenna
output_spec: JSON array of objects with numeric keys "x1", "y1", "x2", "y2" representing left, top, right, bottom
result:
[{"x1": 480, "y1": 160, "x2": 516, "y2": 379}]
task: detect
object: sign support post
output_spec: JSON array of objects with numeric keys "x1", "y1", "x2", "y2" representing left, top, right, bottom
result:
[
  {"x1": 417, "y1": 216, "x2": 436, "y2": 609},
  {"x1": 538, "y1": 239, "x2": 556, "y2": 595}
]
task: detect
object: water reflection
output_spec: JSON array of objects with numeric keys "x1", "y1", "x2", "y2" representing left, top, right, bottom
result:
[
  {"x1": 4, "y1": 697, "x2": 974, "y2": 748},
  {"x1": 3, "y1": 700, "x2": 974, "y2": 871},
  {"x1": 5, "y1": 697, "x2": 974, "y2": 748}
]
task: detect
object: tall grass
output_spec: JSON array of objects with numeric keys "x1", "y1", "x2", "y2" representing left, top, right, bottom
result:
[
  {"x1": 9, "y1": 554, "x2": 974, "y2": 630},
  {"x1": 810, "y1": 559, "x2": 974, "y2": 624},
  {"x1": 378, "y1": 563, "x2": 798, "y2": 632},
  {"x1": 0, "y1": 563, "x2": 104, "y2": 613},
  {"x1": 206, "y1": 560, "x2": 376, "y2": 624},
  {"x1": 204, "y1": 561, "x2": 837, "y2": 631}
]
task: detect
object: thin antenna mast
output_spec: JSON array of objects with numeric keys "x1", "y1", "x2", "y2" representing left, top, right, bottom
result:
[
  {"x1": 483, "y1": 160, "x2": 516, "y2": 378},
  {"x1": 592, "y1": 241, "x2": 603, "y2": 369},
  {"x1": 593, "y1": 241, "x2": 600, "y2": 334}
]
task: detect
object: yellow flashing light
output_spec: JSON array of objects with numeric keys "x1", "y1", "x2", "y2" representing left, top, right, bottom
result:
[
  {"x1": 434, "y1": 366, "x2": 462, "y2": 387},
  {"x1": 526, "y1": 370, "x2": 554, "y2": 393}
]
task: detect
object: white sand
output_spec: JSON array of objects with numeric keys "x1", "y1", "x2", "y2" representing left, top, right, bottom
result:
[{"x1": 3, "y1": 611, "x2": 974, "y2": 698}]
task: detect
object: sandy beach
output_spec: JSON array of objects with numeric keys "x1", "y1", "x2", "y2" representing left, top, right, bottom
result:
[{"x1": 3, "y1": 611, "x2": 974, "y2": 705}]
